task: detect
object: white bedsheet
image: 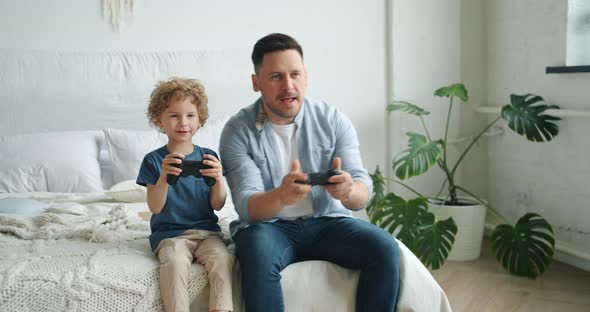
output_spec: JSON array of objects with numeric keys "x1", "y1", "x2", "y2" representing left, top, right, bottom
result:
[{"x1": 0, "y1": 192, "x2": 451, "y2": 312}]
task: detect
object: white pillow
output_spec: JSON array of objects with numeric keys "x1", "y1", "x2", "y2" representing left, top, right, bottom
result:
[
  {"x1": 0, "y1": 131, "x2": 103, "y2": 193},
  {"x1": 0, "y1": 166, "x2": 48, "y2": 192},
  {"x1": 0, "y1": 197, "x2": 49, "y2": 215},
  {"x1": 103, "y1": 114, "x2": 230, "y2": 185},
  {"x1": 103, "y1": 128, "x2": 168, "y2": 185},
  {"x1": 193, "y1": 114, "x2": 231, "y2": 154},
  {"x1": 107, "y1": 180, "x2": 147, "y2": 203}
]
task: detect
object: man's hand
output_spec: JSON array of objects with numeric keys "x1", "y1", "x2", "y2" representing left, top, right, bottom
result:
[
  {"x1": 324, "y1": 157, "x2": 354, "y2": 202},
  {"x1": 247, "y1": 159, "x2": 311, "y2": 221},
  {"x1": 279, "y1": 160, "x2": 311, "y2": 205}
]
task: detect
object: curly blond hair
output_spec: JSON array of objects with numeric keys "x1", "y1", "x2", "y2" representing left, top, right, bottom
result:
[{"x1": 147, "y1": 78, "x2": 209, "y2": 132}]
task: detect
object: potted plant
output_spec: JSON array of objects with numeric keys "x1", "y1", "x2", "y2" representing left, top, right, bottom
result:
[{"x1": 367, "y1": 83, "x2": 559, "y2": 278}]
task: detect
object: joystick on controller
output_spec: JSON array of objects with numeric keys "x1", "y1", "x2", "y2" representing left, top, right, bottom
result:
[
  {"x1": 167, "y1": 159, "x2": 216, "y2": 186},
  {"x1": 296, "y1": 168, "x2": 341, "y2": 185}
]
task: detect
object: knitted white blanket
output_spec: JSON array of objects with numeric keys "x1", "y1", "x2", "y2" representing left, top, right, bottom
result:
[
  {"x1": 0, "y1": 193, "x2": 211, "y2": 312},
  {"x1": 0, "y1": 193, "x2": 452, "y2": 312},
  {"x1": 0, "y1": 202, "x2": 147, "y2": 242}
]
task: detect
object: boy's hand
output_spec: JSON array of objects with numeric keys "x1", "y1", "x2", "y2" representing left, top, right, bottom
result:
[
  {"x1": 161, "y1": 152, "x2": 184, "y2": 179},
  {"x1": 200, "y1": 154, "x2": 224, "y2": 182}
]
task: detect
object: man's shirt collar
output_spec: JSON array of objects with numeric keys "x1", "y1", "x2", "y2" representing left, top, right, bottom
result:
[{"x1": 255, "y1": 97, "x2": 305, "y2": 131}]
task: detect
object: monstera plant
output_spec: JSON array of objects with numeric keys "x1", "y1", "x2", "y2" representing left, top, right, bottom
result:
[{"x1": 367, "y1": 83, "x2": 559, "y2": 278}]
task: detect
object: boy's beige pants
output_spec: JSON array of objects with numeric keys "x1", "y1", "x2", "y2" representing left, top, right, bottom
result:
[{"x1": 155, "y1": 230, "x2": 234, "y2": 312}]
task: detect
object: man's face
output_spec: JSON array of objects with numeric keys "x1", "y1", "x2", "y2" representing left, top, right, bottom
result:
[{"x1": 252, "y1": 49, "x2": 307, "y2": 125}]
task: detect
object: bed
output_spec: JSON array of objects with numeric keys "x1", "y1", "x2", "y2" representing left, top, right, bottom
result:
[{"x1": 0, "y1": 50, "x2": 451, "y2": 311}]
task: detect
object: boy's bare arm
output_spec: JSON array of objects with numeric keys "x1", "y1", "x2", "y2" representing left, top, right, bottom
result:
[
  {"x1": 209, "y1": 179, "x2": 227, "y2": 210},
  {"x1": 146, "y1": 176, "x2": 169, "y2": 214},
  {"x1": 147, "y1": 152, "x2": 184, "y2": 214}
]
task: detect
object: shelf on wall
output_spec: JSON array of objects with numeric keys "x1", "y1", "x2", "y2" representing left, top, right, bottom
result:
[
  {"x1": 546, "y1": 65, "x2": 590, "y2": 74},
  {"x1": 475, "y1": 106, "x2": 590, "y2": 118}
]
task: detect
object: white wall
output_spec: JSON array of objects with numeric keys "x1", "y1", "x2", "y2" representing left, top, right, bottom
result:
[
  {"x1": 459, "y1": 0, "x2": 488, "y2": 202},
  {"x1": 391, "y1": 0, "x2": 590, "y2": 270},
  {"x1": 390, "y1": 0, "x2": 464, "y2": 197},
  {"x1": 0, "y1": 0, "x2": 389, "y2": 176},
  {"x1": 4, "y1": 0, "x2": 587, "y2": 270},
  {"x1": 486, "y1": 0, "x2": 590, "y2": 270},
  {"x1": 390, "y1": 0, "x2": 488, "y2": 200}
]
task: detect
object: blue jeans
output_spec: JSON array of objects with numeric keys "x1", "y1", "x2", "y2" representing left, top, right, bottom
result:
[{"x1": 234, "y1": 217, "x2": 400, "y2": 312}]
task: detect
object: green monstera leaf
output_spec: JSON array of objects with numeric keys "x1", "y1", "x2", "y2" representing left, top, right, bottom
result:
[
  {"x1": 501, "y1": 94, "x2": 560, "y2": 142},
  {"x1": 387, "y1": 101, "x2": 430, "y2": 116},
  {"x1": 393, "y1": 132, "x2": 442, "y2": 180},
  {"x1": 375, "y1": 83, "x2": 560, "y2": 277},
  {"x1": 367, "y1": 191, "x2": 457, "y2": 270},
  {"x1": 491, "y1": 213, "x2": 555, "y2": 278},
  {"x1": 370, "y1": 194, "x2": 431, "y2": 248},
  {"x1": 434, "y1": 83, "x2": 469, "y2": 102},
  {"x1": 367, "y1": 166, "x2": 386, "y2": 218},
  {"x1": 415, "y1": 215, "x2": 457, "y2": 270}
]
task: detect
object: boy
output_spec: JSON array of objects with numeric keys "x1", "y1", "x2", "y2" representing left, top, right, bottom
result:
[{"x1": 137, "y1": 78, "x2": 233, "y2": 312}]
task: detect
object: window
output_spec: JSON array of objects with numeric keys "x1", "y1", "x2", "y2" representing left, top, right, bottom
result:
[
  {"x1": 566, "y1": 0, "x2": 590, "y2": 66},
  {"x1": 547, "y1": 0, "x2": 590, "y2": 73}
]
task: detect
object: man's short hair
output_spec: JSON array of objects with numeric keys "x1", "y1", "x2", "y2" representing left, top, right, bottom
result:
[{"x1": 251, "y1": 33, "x2": 303, "y2": 73}]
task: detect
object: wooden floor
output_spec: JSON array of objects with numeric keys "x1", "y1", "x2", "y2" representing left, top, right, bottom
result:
[{"x1": 430, "y1": 239, "x2": 590, "y2": 312}]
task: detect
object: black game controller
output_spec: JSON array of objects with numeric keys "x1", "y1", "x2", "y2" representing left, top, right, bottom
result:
[
  {"x1": 167, "y1": 159, "x2": 216, "y2": 186},
  {"x1": 297, "y1": 168, "x2": 341, "y2": 185}
]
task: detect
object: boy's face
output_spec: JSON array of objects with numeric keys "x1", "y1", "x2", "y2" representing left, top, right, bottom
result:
[
  {"x1": 155, "y1": 96, "x2": 200, "y2": 144},
  {"x1": 252, "y1": 49, "x2": 307, "y2": 125}
]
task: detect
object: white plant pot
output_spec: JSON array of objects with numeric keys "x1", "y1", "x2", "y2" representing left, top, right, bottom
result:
[{"x1": 429, "y1": 198, "x2": 486, "y2": 261}]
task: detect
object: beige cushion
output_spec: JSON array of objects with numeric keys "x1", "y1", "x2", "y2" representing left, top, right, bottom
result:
[{"x1": 107, "y1": 180, "x2": 147, "y2": 203}]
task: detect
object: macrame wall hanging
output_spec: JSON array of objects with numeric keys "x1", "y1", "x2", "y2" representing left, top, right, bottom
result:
[{"x1": 102, "y1": 0, "x2": 135, "y2": 31}]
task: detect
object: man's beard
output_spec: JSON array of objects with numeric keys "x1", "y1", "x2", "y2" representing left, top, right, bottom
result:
[{"x1": 263, "y1": 97, "x2": 300, "y2": 120}]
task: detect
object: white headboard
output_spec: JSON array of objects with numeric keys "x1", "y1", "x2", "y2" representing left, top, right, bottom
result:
[
  {"x1": 0, "y1": 49, "x2": 257, "y2": 135},
  {"x1": 0, "y1": 49, "x2": 260, "y2": 191}
]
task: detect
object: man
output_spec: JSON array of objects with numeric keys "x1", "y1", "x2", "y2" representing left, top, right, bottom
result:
[{"x1": 220, "y1": 33, "x2": 400, "y2": 312}]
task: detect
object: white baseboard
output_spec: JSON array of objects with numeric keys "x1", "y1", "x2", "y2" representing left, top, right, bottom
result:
[
  {"x1": 554, "y1": 248, "x2": 590, "y2": 272},
  {"x1": 484, "y1": 223, "x2": 590, "y2": 272}
]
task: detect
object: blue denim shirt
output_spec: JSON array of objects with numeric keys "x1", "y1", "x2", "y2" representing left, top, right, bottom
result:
[{"x1": 219, "y1": 97, "x2": 373, "y2": 237}]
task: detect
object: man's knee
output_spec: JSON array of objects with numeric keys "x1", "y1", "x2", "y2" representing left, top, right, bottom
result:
[
  {"x1": 358, "y1": 222, "x2": 399, "y2": 262},
  {"x1": 235, "y1": 223, "x2": 275, "y2": 243},
  {"x1": 235, "y1": 224, "x2": 279, "y2": 257},
  {"x1": 371, "y1": 229, "x2": 400, "y2": 268},
  {"x1": 234, "y1": 224, "x2": 287, "y2": 275}
]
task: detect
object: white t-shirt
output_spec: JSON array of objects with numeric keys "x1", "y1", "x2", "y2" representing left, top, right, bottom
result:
[{"x1": 269, "y1": 122, "x2": 314, "y2": 219}]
